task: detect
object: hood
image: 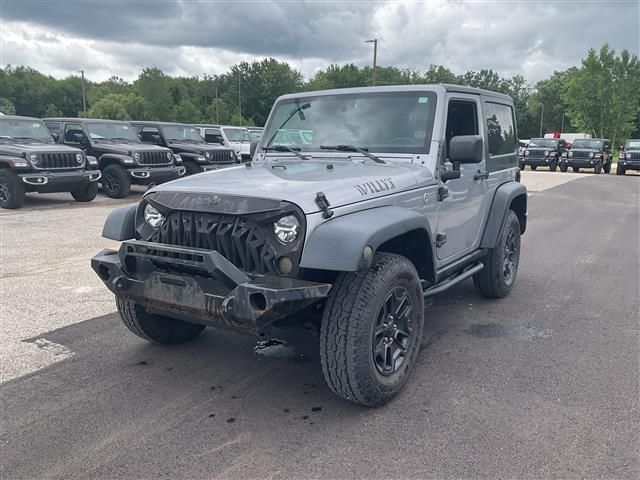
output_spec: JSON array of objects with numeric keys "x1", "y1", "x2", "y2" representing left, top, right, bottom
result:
[
  {"x1": 147, "y1": 160, "x2": 429, "y2": 213},
  {"x1": 168, "y1": 142, "x2": 230, "y2": 154},
  {"x1": 228, "y1": 141, "x2": 251, "y2": 153},
  {"x1": 92, "y1": 142, "x2": 170, "y2": 155},
  {"x1": 0, "y1": 141, "x2": 82, "y2": 155}
]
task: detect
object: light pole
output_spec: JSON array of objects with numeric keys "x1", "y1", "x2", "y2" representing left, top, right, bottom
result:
[
  {"x1": 78, "y1": 69, "x2": 87, "y2": 115},
  {"x1": 365, "y1": 38, "x2": 378, "y2": 86},
  {"x1": 238, "y1": 74, "x2": 242, "y2": 126}
]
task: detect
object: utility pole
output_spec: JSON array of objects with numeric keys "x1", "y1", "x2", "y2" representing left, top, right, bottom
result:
[
  {"x1": 79, "y1": 69, "x2": 87, "y2": 116},
  {"x1": 539, "y1": 103, "x2": 544, "y2": 137},
  {"x1": 238, "y1": 74, "x2": 242, "y2": 126},
  {"x1": 560, "y1": 111, "x2": 565, "y2": 134},
  {"x1": 215, "y1": 86, "x2": 219, "y2": 124},
  {"x1": 365, "y1": 38, "x2": 378, "y2": 86}
]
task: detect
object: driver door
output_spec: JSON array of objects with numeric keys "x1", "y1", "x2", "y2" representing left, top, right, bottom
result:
[{"x1": 436, "y1": 95, "x2": 487, "y2": 260}]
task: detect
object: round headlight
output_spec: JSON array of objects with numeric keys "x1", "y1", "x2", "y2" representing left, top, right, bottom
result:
[
  {"x1": 274, "y1": 215, "x2": 300, "y2": 244},
  {"x1": 29, "y1": 154, "x2": 39, "y2": 165},
  {"x1": 75, "y1": 153, "x2": 83, "y2": 164},
  {"x1": 589, "y1": 152, "x2": 595, "y2": 158},
  {"x1": 568, "y1": 151, "x2": 573, "y2": 157},
  {"x1": 524, "y1": 150, "x2": 529, "y2": 156},
  {"x1": 626, "y1": 153, "x2": 632, "y2": 159},
  {"x1": 133, "y1": 152, "x2": 141, "y2": 162},
  {"x1": 205, "y1": 151, "x2": 212, "y2": 159},
  {"x1": 144, "y1": 203, "x2": 165, "y2": 228},
  {"x1": 545, "y1": 151, "x2": 550, "y2": 157},
  {"x1": 166, "y1": 151, "x2": 172, "y2": 160}
]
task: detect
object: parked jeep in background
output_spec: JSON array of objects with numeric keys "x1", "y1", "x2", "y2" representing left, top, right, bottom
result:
[
  {"x1": 44, "y1": 118, "x2": 185, "y2": 198},
  {"x1": 130, "y1": 121, "x2": 238, "y2": 175},
  {"x1": 247, "y1": 126, "x2": 264, "y2": 142},
  {"x1": 195, "y1": 124, "x2": 252, "y2": 161},
  {"x1": 0, "y1": 115, "x2": 101, "y2": 209},
  {"x1": 520, "y1": 137, "x2": 568, "y2": 172},
  {"x1": 617, "y1": 139, "x2": 640, "y2": 175},
  {"x1": 560, "y1": 138, "x2": 612, "y2": 173},
  {"x1": 92, "y1": 85, "x2": 527, "y2": 406}
]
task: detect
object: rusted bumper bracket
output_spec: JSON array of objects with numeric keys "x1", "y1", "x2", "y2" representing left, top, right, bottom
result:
[{"x1": 91, "y1": 240, "x2": 331, "y2": 333}]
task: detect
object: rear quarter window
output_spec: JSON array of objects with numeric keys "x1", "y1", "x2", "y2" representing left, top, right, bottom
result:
[{"x1": 485, "y1": 102, "x2": 517, "y2": 156}]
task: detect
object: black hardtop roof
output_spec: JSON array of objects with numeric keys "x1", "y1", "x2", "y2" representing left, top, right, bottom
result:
[
  {"x1": 130, "y1": 121, "x2": 196, "y2": 127},
  {"x1": 573, "y1": 138, "x2": 610, "y2": 142},
  {"x1": 43, "y1": 117, "x2": 133, "y2": 124}
]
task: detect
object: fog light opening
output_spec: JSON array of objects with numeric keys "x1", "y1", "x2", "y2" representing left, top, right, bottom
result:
[
  {"x1": 250, "y1": 292, "x2": 267, "y2": 311},
  {"x1": 97, "y1": 265, "x2": 110, "y2": 281}
]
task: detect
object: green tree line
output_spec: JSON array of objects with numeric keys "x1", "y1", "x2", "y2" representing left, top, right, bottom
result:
[{"x1": 1, "y1": 44, "x2": 638, "y2": 144}]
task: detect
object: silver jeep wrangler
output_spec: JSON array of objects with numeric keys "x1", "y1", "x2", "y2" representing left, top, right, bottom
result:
[{"x1": 92, "y1": 85, "x2": 527, "y2": 406}]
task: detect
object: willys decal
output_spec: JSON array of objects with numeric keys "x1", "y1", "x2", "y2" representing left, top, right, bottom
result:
[{"x1": 354, "y1": 177, "x2": 396, "y2": 196}]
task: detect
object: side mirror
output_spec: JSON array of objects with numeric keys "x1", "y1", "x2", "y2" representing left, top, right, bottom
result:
[
  {"x1": 249, "y1": 140, "x2": 258, "y2": 157},
  {"x1": 73, "y1": 132, "x2": 85, "y2": 144},
  {"x1": 50, "y1": 132, "x2": 59, "y2": 142},
  {"x1": 152, "y1": 134, "x2": 163, "y2": 145},
  {"x1": 449, "y1": 135, "x2": 483, "y2": 164}
]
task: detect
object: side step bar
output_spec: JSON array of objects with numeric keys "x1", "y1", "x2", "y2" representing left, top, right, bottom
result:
[{"x1": 423, "y1": 263, "x2": 484, "y2": 298}]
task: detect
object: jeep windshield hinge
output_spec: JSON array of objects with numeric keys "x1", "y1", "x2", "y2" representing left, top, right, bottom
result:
[
  {"x1": 436, "y1": 233, "x2": 447, "y2": 248},
  {"x1": 315, "y1": 191, "x2": 334, "y2": 219},
  {"x1": 438, "y1": 186, "x2": 449, "y2": 202}
]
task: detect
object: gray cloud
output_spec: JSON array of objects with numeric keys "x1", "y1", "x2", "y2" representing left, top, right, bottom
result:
[{"x1": 1, "y1": 0, "x2": 638, "y2": 83}]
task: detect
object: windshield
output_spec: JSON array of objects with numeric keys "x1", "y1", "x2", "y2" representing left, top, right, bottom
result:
[
  {"x1": 625, "y1": 139, "x2": 640, "y2": 149},
  {"x1": 248, "y1": 130, "x2": 263, "y2": 141},
  {"x1": 262, "y1": 91, "x2": 437, "y2": 153},
  {"x1": 529, "y1": 138, "x2": 558, "y2": 148},
  {"x1": 0, "y1": 118, "x2": 52, "y2": 141},
  {"x1": 223, "y1": 128, "x2": 250, "y2": 142},
  {"x1": 86, "y1": 122, "x2": 140, "y2": 142},
  {"x1": 572, "y1": 139, "x2": 603, "y2": 149},
  {"x1": 162, "y1": 125, "x2": 204, "y2": 142}
]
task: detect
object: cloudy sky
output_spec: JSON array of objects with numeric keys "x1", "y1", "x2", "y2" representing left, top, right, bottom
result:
[{"x1": 1, "y1": 0, "x2": 638, "y2": 83}]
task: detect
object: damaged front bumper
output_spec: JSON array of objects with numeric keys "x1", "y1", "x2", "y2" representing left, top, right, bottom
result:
[{"x1": 91, "y1": 240, "x2": 331, "y2": 334}]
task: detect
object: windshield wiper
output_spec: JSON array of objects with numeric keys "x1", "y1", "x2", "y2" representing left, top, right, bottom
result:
[
  {"x1": 13, "y1": 136, "x2": 50, "y2": 143},
  {"x1": 263, "y1": 145, "x2": 310, "y2": 160},
  {"x1": 320, "y1": 145, "x2": 385, "y2": 164}
]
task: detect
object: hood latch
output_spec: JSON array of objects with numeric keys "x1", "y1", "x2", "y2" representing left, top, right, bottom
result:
[{"x1": 315, "y1": 192, "x2": 334, "y2": 219}]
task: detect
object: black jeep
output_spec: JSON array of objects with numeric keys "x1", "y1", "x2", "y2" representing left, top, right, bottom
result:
[
  {"x1": 519, "y1": 137, "x2": 568, "y2": 172},
  {"x1": 130, "y1": 121, "x2": 238, "y2": 175},
  {"x1": 560, "y1": 138, "x2": 612, "y2": 174},
  {"x1": 0, "y1": 115, "x2": 101, "y2": 209},
  {"x1": 617, "y1": 139, "x2": 640, "y2": 175},
  {"x1": 44, "y1": 118, "x2": 185, "y2": 198}
]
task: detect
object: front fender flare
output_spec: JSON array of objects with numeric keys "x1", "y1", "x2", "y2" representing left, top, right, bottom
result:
[
  {"x1": 99, "y1": 153, "x2": 133, "y2": 168},
  {"x1": 300, "y1": 206, "x2": 433, "y2": 272},
  {"x1": 102, "y1": 203, "x2": 138, "y2": 241},
  {"x1": 480, "y1": 182, "x2": 527, "y2": 248}
]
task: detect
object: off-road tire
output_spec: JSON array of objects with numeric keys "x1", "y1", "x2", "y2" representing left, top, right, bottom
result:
[
  {"x1": 549, "y1": 159, "x2": 558, "y2": 172},
  {"x1": 102, "y1": 164, "x2": 131, "y2": 198},
  {"x1": 560, "y1": 163, "x2": 568, "y2": 173},
  {"x1": 530, "y1": 165, "x2": 537, "y2": 171},
  {"x1": 573, "y1": 167, "x2": 580, "y2": 173},
  {"x1": 616, "y1": 164, "x2": 625, "y2": 175},
  {"x1": 0, "y1": 169, "x2": 25, "y2": 209},
  {"x1": 184, "y1": 162, "x2": 202, "y2": 176},
  {"x1": 518, "y1": 161, "x2": 525, "y2": 170},
  {"x1": 319, "y1": 253, "x2": 424, "y2": 407},
  {"x1": 594, "y1": 162, "x2": 602, "y2": 174},
  {"x1": 116, "y1": 296, "x2": 205, "y2": 344},
  {"x1": 603, "y1": 162, "x2": 611, "y2": 174},
  {"x1": 473, "y1": 209, "x2": 521, "y2": 299},
  {"x1": 71, "y1": 181, "x2": 98, "y2": 202}
]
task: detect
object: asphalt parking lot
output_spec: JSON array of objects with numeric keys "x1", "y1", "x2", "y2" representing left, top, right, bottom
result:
[{"x1": 1, "y1": 171, "x2": 638, "y2": 479}]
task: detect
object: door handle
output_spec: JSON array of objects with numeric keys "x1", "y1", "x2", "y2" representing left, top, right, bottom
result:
[{"x1": 474, "y1": 171, "x2": 489, "y2": 181}]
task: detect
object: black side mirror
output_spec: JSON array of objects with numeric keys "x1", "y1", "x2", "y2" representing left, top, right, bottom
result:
[
  {"x1": 50, "y1": 132, "x2": 59, "y2": 142},
  {"x1": 73, "y1": 132, "x2": 85, "y2": 144},
  {"x1": 450, "y1": 135, "x2": 483, "y2": 164},
  {"x1": 249, "y1": 140, "x2": 258, "y2": 158},
  {"x1": 152, "y1": 134, "x2": 163, "y2": 145}
]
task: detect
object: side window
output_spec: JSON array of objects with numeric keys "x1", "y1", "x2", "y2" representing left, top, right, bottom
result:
[
  {"x1": 485, "y1": 102, "x2": 517, "y2": 156},
  {"x1": 445, "y1": 100, "x2": 479, "y2": 159},
  {"x1": 140, "y1": 126, "x2": 160, "y2": 143},
  {"x1": 204, "y1": 129, "x2": 224, "y2": 144},
  {"x1": 45, "y1": 122, "x2": 61, "y2": 134},
  {"x1": 64, "y1": 123, "x2": 84, "y2": 144}
]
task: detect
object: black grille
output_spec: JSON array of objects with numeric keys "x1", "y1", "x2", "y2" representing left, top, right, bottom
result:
[
  {"x1": 209, "y1": 150, "x2": 236, "y2": 165},
  {"x1": 571, "y1": 150, "x2": 592, "y2": 159},
  {"x1": 36, "y1": 152, "x2": 80, "y2": 170},
  {"x1": 629, "y1": 152, "x2": 640, "y2": 160},
  {"x1": 139, "y1": 151, "x2": 171, "y2": 165},
  {"x1": 527, "y1": 149, "x2": 546, "y2": 158},
  {"x1": 151, "y1": 211, "x2": 278, "y2": 274}
]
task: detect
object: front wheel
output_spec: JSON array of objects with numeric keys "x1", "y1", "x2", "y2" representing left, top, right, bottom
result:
[
  {"x1": 473, "y1": 209, "x2": 521, "y2": 298},
  {"x1": 573, "y1": 167, "x2": 580, "y2": 173},
  {"x1": 320, "y1": 253, "x2": 424, "y2": 407},
  {"x1": 560, "y1": 163, "x2": 568, "y2": 172},
  {"x1": 594, "y1": 162, "x2": 602, "y2": 174},
  {"x1": 71, "y1": 181, "x2": 98, "y2": 202},
  {"x1": 549, "y1": 159, "x2": 558, "y2": 172},
  {"x1": 102, "y1": 164, "x2": 131, "y2": 198},
  {"x1": 0, "y1": 169, "x2": 26, "y2": 209},
  {"x1": 530, "y1": 165, "x2": 537, "y2": 171},
  {"x1": 116, "y1": 297, "x2": 205, "y2": 344},
  {"x1": 616, "y1": 165, "x2": 626, "y2": 175},
  {"x1": 603, "y1": 162, "x2": 611, "y2": 174}
]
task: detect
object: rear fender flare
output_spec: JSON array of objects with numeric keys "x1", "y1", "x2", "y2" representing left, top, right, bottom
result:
[{"x1": 480, "y1": 182, "x2": 527, "y2": 248}]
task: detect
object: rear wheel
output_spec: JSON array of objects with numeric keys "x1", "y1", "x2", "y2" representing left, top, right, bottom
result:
[
  {"x1": 530, "y1": 165, "x2": 537, "y2": 171},
  {"x1": 319, "y1": 253, "x2": 424, "y2": 407},
  {"x1": 594, "y1": 162, "x2": 602, "y2": 174},
  {"x1": 560, "y1": 163, "x2": 568, "y2": 173},
  {"x1": 518, "y1": 161, "x2": 525, "y2": 170},
  {"x1": 0, "y1": 169, "x2": 25, "y2": 209},
  {"x1": 116, "y1": 296, "x2": 205, "y2": 344},
  {"x1": 473, "y1": 209, "x2": 521, "y2": 299},
  {"x1": 102, "y1": 164, "x2": 131, "y2": 198},
  {"x1": 71, "y1": 181, "x2": 98, "y2": 202},
  {"x1": 549, "y1": 158, "x2": 558, "y2": 172},
  {"x1": 603, "y1": 161, "x2": 611, "y2": 174},
  {"x1": 616, "y1": 164, "x2": 626, "y2": 175},
  {"x1": 573, "y1": 167, "x2": 580, "y2": 173}
]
